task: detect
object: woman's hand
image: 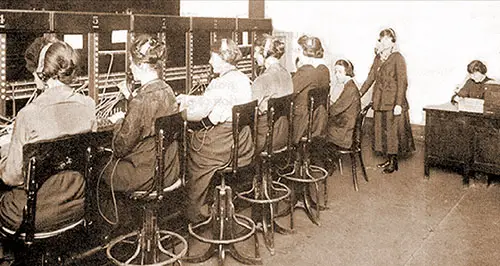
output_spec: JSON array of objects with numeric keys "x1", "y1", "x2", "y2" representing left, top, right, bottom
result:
[
  {"x1": 394, "y1": 105, "x2": 402, "y2": 116},
  {"x1": 117, "y1": 80, "x2": 132, "y2": 100},
  {"x1": 176, "y1": 94, "x2": 189, "y2": 111}
]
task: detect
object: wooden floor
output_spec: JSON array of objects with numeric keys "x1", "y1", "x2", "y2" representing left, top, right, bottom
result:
[{"x1": 183, "y1": 134, "x2": 500, "y2": 266}]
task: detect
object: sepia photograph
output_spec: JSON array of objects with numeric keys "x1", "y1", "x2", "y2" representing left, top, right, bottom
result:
[{"x1": 0, "y1": 1, "x2": 498, "y2": 265}]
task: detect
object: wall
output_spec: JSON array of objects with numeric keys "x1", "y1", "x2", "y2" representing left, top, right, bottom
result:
[
  {"x1": 180, "y1": 1, "x2": 248, "y2": 18},
  {"x1": 266, "y1": 1, "x2": 500, "y2": 124}
]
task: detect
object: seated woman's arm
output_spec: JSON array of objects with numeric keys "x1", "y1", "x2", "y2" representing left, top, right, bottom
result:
[
  {"x1": 112, "y1": 98, "x2": 144, "y2": 158},
  {"x1": 0, "y1": 112, "x2": 28, "y2": 186}
]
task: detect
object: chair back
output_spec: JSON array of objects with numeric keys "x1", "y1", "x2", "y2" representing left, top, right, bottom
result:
[
  {"x1": 352, "y1": 103, "x2": 373, "y2": 149},
  {"x1": 154, "y1": 111, "x2": 187, "y2": 197},
  {"x1": 266, "y1": 93, "x2": 295, "y2": 155},
  {"x1": 307, "y1": 86, "x2": 330, "y2": 140},
  {"x1": 231, "y1": 100, "x2": 259, "y2": 172},
  {"x1": 21, "y1": 132, "x2": 95, "y2": 245}
]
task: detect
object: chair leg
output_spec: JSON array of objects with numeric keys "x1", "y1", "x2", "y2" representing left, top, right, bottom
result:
[
  {"x1": 358, "y1": 151, "x2": 369, "y2": 182},
  {"x1": 338, "y1": 158, "x2": 343, "y2": 175},
  {"x1": 350, "y1": 153, "x2": 359, "y2": 192}
]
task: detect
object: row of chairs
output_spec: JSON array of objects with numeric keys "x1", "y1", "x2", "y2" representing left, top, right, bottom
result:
[{"x1": 0, "y1": 86, "x2": 372, "y2": 265}]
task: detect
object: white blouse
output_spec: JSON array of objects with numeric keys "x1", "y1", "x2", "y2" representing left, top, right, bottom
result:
[{"x1": 179, "y1": 69, "x2": 252, "y2": 124}]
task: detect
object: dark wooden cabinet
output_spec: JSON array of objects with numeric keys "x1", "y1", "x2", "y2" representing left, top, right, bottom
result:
[{"x1": 424, "y1": 103, "x2": 500, "y2": 184}]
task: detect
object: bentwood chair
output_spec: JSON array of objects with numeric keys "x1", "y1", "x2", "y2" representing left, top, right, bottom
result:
[
  {"x1": 277, "y1": 87, "x2": 330, "y2": 228},
  {"x1": 327, "y1": 102, "x2": 372, "y2": 191},
  {"x1": 237, "y1": 93, "x2": 294, "y2": 255},
  {"x1": 106, "y1": 111, "x2": 188, "y2": 266},
  {"x1": 0, "y1": 132, "x2": 103, "y2": 265},
  {"x1": 185, "y1": 100, "x2": 261, "y2": 266}
]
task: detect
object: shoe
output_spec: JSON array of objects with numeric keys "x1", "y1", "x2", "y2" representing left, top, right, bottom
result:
[
  {"x1": 377, "y1": 159, "x2": 391, "y2": 168},
  {"x1": 382, "y1": 156, "x2": 398, "y2": 174}
]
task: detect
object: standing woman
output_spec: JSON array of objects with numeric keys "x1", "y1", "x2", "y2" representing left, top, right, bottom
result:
[
  {"x1": 176, "y1": 38, "x2": 253, "y2": 223},
  {"x1": 103, "y1": 34, "x2": 179, "y2": 195},
  {"x1": 252, "y1": 34, "x2": 294, "y2": 153},
  {"x1": 292, "y1": 35, "x2": 330, "y2": 144},
  {"x1": 360, "y1": 28, "x2": 415, "y2": 174}
]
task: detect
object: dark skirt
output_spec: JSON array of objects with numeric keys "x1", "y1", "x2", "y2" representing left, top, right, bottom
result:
[
  {"x1": 292, "y1": 106, "x2": 328, "y2": 144},
  {"x1": 0, "y1": 171, "x2": 85, "y2": 232},
  {"x1": 103, "y1": 137, "x2": 179, "y2": 193},
  {"x1": 256, "y1": 114, "x2": 290, "y2": 154},
  {"x1": 373, "y1": 110, "x2": 415, "y2": 156},
  {"x1": 187, "y1": 123, "x2": 254, "y2": 221}
]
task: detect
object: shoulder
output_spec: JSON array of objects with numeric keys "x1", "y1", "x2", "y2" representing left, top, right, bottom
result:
[{"x1": 391, "y1": 52, "x2": 406, "y2": 61}]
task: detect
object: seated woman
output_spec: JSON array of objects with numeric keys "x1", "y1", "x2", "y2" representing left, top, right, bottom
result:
[
  {"x1": 102, "y1": 34, "x2": 179, "y2": 195},
  {"x1": 0, "y1": 36, "x2": 96, "y2": 232},
  {"x1": 252, "y1": 34, "x2": 293, "y2": 153},
  {"x1": 326, "y1": 59, "x2": 361, "y2": 149},
  {"x1": 292, "y1": 35, "x2": 330, "y2": 144},
  {"x1": 176, "y1": 38, "x2": 253, "y2": 223},
  {"x1": 453, "y1": 60, "x2": 494, "y2": 101}
]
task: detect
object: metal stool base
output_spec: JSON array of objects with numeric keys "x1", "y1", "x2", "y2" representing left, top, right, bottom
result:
[{"x1": 185, "y1": 184, "x2": 261, "y2": 265}]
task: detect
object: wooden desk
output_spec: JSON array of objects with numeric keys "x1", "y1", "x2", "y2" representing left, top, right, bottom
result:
[{"x1": 424, "y1": 103, "x2": 500, "y2": 185}]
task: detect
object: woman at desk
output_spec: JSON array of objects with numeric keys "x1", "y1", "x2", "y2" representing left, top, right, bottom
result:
[
  {"x1": 176, "y1": 38, "x2": 253, "y2": 223},
  {"x1": 292, "y1": 35, "x2": 330, "y2": 144},
  {"x1": 103, "y1": 34, "x2": 179, "y2": 196},
  {"x1": 252, "y1": 34, "x2": 293, "y2": 153},
  {"x1": 453, "y1": 60, "x2": 493, "y2": 101},
  {"x1": 0, "y1": 36, "x2": 96, "y2": 233},
  {"x1": 360, "y1": 28, "x2": 415, "y2": 174}
]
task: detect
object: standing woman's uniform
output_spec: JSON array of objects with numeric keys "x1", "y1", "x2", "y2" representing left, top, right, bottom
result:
[
  {"x1": 187, "y1": 69, "x2": 254, "y2": 220},
  {"x1": 0, "y1": 86, "x2": 96, "y2": 232},
  {"x1": 292, "y1": 64, "x2": 330, "y2": 144},
  {"x1": 104, "y1": 79, "x2": 179, "y2": 193},
  {"x1": 326, "y1": 79, "x2": 361, "y2": 149},
  {"x1": 360, "y1": 52, "x2": 415, "y2": 156},
  {"x1": 252, "y1": 62, "x2": 294, "y2": 153}
]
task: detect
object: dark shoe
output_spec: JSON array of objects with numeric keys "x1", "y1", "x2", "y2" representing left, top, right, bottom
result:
[
  {"x1": 377, "y1": 160, "x2": 391, "y2": 168},
  {"x1": 382, "y1": 156, "x2": 398, "y2": 174}
]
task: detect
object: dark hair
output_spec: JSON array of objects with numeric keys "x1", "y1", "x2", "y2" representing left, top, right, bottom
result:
[
  {"x1": 210, "y1": 38, "x2": 242, "y2": 65},
  {"x1": 297, "y1": 35, "x2": 324, "y2": 59},
  {"x1": 379, "y1": 28, "x2": 397, "y2": 43},
  {"x1": 467, "y1": 60, "x2": 487, "y2": 74},
  {"x1": 335, "y1": 59, "x2": 355, "y2": 77},
  {"x1": 129, "y1": 34, "x2": 166, "y2": 68},
  {"x1": 25, "y1": 36, "x2": 80, "y2": 85},
  {"x1": 255, "y1": 34, "x2": 286, "y2": 60}
]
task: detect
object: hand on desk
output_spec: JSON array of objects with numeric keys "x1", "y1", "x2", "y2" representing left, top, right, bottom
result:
[{"x1": 176, "y1": 94, "x2": 190, "y2": 111}]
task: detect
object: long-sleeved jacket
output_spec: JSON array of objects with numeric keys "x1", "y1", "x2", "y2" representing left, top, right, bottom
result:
[
  {"x1": 360, "y1": 52, "x2": 409, "y2": 111},
  {"x1": 326, "y1": 79, "x2": 361, "y2": 149},
  {"x1": 292, "y1": 64, "x2": 330, "y2": 143},
  {"x1": 107, "y1": 79, "x2": 179, "y2": 192},
  {"x1": 457, "y1": 77, "x2": 492, "y2": 99},
  {"x1": 252, "y1": 62, "x2": 293, "y2": 152}
]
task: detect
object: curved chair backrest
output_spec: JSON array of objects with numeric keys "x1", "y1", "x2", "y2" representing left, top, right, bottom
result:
[
  {"x1": 154, "y1": 111, "x2": 187, "y2": 196},
  {"x1": 307, "y1": 86, "x2": 330, "y2": 140},
  {"x1": 266, "y1": 93, "x2": 295, "y2": 155},
  {"x1": 231, "y1": 100, "x2": 259, "y2": 173},
  {"x1": 352, "y1": 103, "x2": 373, "y2": 149},
  {"x1": 21, "y1": 132, "x2": 95, "y2": 245}
]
